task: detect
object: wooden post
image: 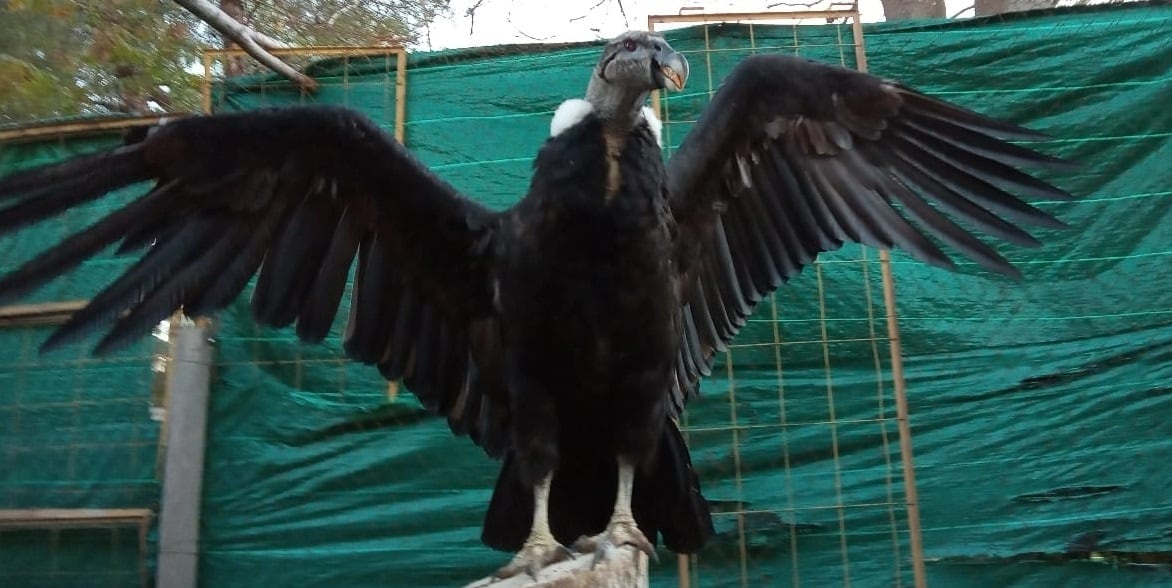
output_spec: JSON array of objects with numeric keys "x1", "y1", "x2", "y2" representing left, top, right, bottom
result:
[{"x1": 463, "y1": 550, "x2": 649, "y2": 588}]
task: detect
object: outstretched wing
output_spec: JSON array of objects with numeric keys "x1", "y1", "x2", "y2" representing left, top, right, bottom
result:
[
  {"x1": 665, "y1": 54, "x2": 1076, "y2": 412},
  {"x1": 0, "y1": 105, "x2": 510, "y2": 455}
]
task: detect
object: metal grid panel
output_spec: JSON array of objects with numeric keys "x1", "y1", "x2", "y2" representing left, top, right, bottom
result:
[{"x1": 648, "y1": 8, "x2": 926, "y2": 587}]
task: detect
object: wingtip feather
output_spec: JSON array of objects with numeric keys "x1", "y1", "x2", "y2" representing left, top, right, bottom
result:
[{"x1": 898, "y1": 89, "x2": 1052, "y2": 142}]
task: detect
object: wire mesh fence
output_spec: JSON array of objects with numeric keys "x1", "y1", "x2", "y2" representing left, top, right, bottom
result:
[
  {"x1": 647, "y1": 10, "x2": 921, "y2": 587},
  {"x1": 0, "y1": 125, "x2": 168, "y2": 587},
  {"x1": 0, "y1": 286, "x2": 162, "y2": 587},
  {"x1": 1, "y1": 2, "x2": 1170, "y2": 587},
  {"x1": 186, "y1": 12, "x2": 927, "y2": 587},
  {"x1": 190, "y1": 4, "x2": 1172, "y2": 586},
  {"x1": 849, "y1": 6, "x2": 1172, "y2": 586}
]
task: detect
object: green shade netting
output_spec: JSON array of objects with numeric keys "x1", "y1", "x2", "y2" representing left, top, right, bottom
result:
[
  {"x1": 0, "y1": 2, "x2": 1169, "y2": 586},
  {"x1": 0, "y1": 138, "x2": 161, "y2": 586}
]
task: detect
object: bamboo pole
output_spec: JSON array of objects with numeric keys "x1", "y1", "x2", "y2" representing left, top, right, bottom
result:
[
  {"x1": 201, "y1": 51, "x2": 214, "y2": 114},
  {"x1": 849, "y1": 15, "x2": 929, "y2": 588},
  {"x1": 645, "y1": 7, "x2": 929, "y2": 587},
  {"x1": 879, "y1": 251, "x2": 928, "y2": 588},
  {"x1": 388, "y1": 48, "x2": 408, "y2": 402},
  {"x1": 0, "y1": 116, "x2": 171, "y2": 143},
  {"x1": 394, "y1": 50, "x2": 408, "y2": 144},
  {"x1": 203, "y1": 46, "x2": 406, "y2": 58},
  {"x1": 0, "y1": 300, "x2": 87, "y2": 327}
]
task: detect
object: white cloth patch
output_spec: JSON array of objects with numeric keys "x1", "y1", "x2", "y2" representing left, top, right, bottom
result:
[
  {"x1": 640, "y1": 106, "x2": 662, "y2": 147},
  {"x1": 550, "y1": 99, "x2": 594, "y2": 137}
]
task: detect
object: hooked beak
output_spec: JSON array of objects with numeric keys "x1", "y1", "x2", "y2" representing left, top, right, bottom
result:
[{"x1": 658, "y1": 49, "x2": 689, "y2": 91}]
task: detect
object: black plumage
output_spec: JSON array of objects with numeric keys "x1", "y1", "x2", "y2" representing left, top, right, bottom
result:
[{"x1": 0, "y1": 31, "x2": 1074, "y2": 578}]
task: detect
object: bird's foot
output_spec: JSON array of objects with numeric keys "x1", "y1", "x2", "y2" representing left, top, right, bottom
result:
[
  {"x1": 493, "y1": 536, "x2": 574, "y2": 581},
  {"x1": 572, "y1": 516, "x2": 659, "y2": 569}
]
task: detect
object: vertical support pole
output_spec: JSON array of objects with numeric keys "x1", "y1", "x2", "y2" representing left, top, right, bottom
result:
[
  {"x1": 648, "y1": 16, "x2": 662, "y2": 122},
  {"x1": 646, "y1": 19, "x2": 687, "y2": 587},
  {"x1": 201, "y1": 52, "x2": 213, "y2": 114},
  {"x1": 647, "y1": 8, "x2": 925, "y2": 587},
  {"x1": 849, "y1": 12, "x2": 928, "y2": 588},
  {"x1": 388, "y1": 48, "x2": 409, "y2": 403},
  {"x1": 879, "y1": 252, "x2": 927, "y2": 588},
  {"x1": 157, "y1": 319, "x2": 213, "y2": 588},
  {"x1": 394, "y1": 50, "x2": 408, "y2": 144}
]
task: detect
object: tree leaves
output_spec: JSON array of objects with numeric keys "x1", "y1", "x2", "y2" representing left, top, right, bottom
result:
[
  {"x1": 0, "y1": 0, "x2": 202, "y2": 123},
  {"x1": 0, "y1": 0, "x2": 451, "y2": 124},
  {"x1": 247, "y1": 0, "x2": 450, "y2": 47}
]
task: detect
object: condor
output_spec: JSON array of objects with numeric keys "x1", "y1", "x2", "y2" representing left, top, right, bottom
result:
[{"x1": 0, "y1": 31, "x2": 1074, "y2": 579}]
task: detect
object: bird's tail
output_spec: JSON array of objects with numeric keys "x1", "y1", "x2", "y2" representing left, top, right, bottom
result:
[
  {"x1": 637, "y1": 418, "x2": 715, "y2": 553},
  {"x1": 481, "y1": 419, "x2": 713, "y2": 554}
]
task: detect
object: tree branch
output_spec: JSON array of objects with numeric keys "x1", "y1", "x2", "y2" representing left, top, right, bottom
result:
[
  {"x1": 464, "y1": 550, "x2": 649, "y2": 588},
  {"x1": 172, "y1": 0, "x2": 318, "y2": 92},
  {"x1": 950, "y1": 3, "x2": 975, "y2": 16}
]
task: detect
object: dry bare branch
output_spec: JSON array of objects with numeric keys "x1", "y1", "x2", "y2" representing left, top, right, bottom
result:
[
  {"x1": 172, "y1": 0, "x2": 318, "y2": 91},
  {"x1": 951, "y1": 3, "x2": 976, "y2": 16}
]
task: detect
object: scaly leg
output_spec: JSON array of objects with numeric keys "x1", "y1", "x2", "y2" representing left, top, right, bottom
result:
[
  {"x1": 494, "y1": 473, "x2": 573, "y2": 580},
  {"x1": 572, "y1": 456, "x2": 658, "y2": 567}
]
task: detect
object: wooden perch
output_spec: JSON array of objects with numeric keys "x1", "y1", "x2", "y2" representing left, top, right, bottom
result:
[
  {"x1": 463, "y1": 549, "x2": 649, "y2": 588},
  {"x1": 173, "y1": 0, "x2": 319, "y2": 92}
]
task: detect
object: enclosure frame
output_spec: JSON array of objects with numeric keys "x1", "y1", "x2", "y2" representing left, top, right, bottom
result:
[
  {"x1": 200, "y1": 46, "x2": 409, "y2": 143},
  {"x1": 0, "y1": 114, "x2": 173, "y2": 587},
  {"x1": 647, "y1": 7, "x2": 927, "y2": 588},
  {"x1": 199, "y1": 45, "x2": 409, "y2": 403},
  {"x1": 0, "y1": 509, "x2": 153, "y2": 588},
  {"x1": 198, "y1": 30, "x2": 926, "y2": 587}
]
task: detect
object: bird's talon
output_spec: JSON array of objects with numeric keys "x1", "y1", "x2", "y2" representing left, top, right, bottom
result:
[
  {"x1": 572, "y1": 519, "x2": 658, "y2": 568},
  {"x1": 493, "y1": 539, "x2": 573, "y2": 581}
]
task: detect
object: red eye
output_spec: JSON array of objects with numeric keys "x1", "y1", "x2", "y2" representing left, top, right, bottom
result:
[{"x1": 623, "y1": 39, "x2": 638, "y2": 52}]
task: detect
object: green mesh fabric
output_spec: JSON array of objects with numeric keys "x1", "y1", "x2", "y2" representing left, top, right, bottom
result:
[
  {"x1": 1, "y1": 3, "x2": 1169, "y2": 586},
  {"x1": 0, "y1": 136, "x2": 161, "y2": 586}
]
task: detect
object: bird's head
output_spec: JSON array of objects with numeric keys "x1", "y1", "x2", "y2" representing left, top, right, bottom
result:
[
  {"x1": 594, "y1": 31, "x2": 689, "y2": 92},
  {"x1": 586, "y1": 31, "x2": 689, "y2": 127}
]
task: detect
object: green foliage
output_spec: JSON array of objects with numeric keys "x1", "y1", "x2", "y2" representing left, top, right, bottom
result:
[
  {"x1": 0, "y1": 0, "x2": 203, "y2": 122},
  {"x1": 0, "y1": 0, "x2": 451, "y2": 124},
  {"x1": 246, "y1": 0, "x2": 451, "y2": 47}
]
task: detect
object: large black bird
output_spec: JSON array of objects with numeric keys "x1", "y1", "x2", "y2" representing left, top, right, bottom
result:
[{"x1": 0, "y1": 31, "x2": 1073, "y2": 578}]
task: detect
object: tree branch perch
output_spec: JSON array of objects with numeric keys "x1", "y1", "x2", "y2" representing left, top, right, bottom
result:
[
  {"x1": 463, "y1": 549, "x2": 650, "y2": 588},
  {"x1": 172, "y1": 0, "x2": 318, "y2": 92}
]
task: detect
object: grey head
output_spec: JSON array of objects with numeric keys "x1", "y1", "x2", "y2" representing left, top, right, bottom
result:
[{"x1": 585, "y1": 31, "x2": 689, "y2": 129}]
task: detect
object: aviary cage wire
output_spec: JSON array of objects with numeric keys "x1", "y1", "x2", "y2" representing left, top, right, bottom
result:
[
  {"x1": 201, "y1": 44, "x2": 408, "y2": 406},
  {"x1": 0, "y1": 123, "x2": 169, "y2": 587},
  {"x1": 646, "y1": 7, "x2": 925, "y2": 588},
  {"x1": 4, "y1": 2, "x2": 1171, "y2": 586},
  {"x1": 195, "y1": 9, "x2": 927, "y2": 587},
  {"x1": 191, "y1": 8, "x2": 928, "y2": 588}
]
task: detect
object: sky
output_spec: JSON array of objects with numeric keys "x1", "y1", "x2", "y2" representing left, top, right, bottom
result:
[{"x1": 421, "y1": 0, "x2": 918, "y2": 50}]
